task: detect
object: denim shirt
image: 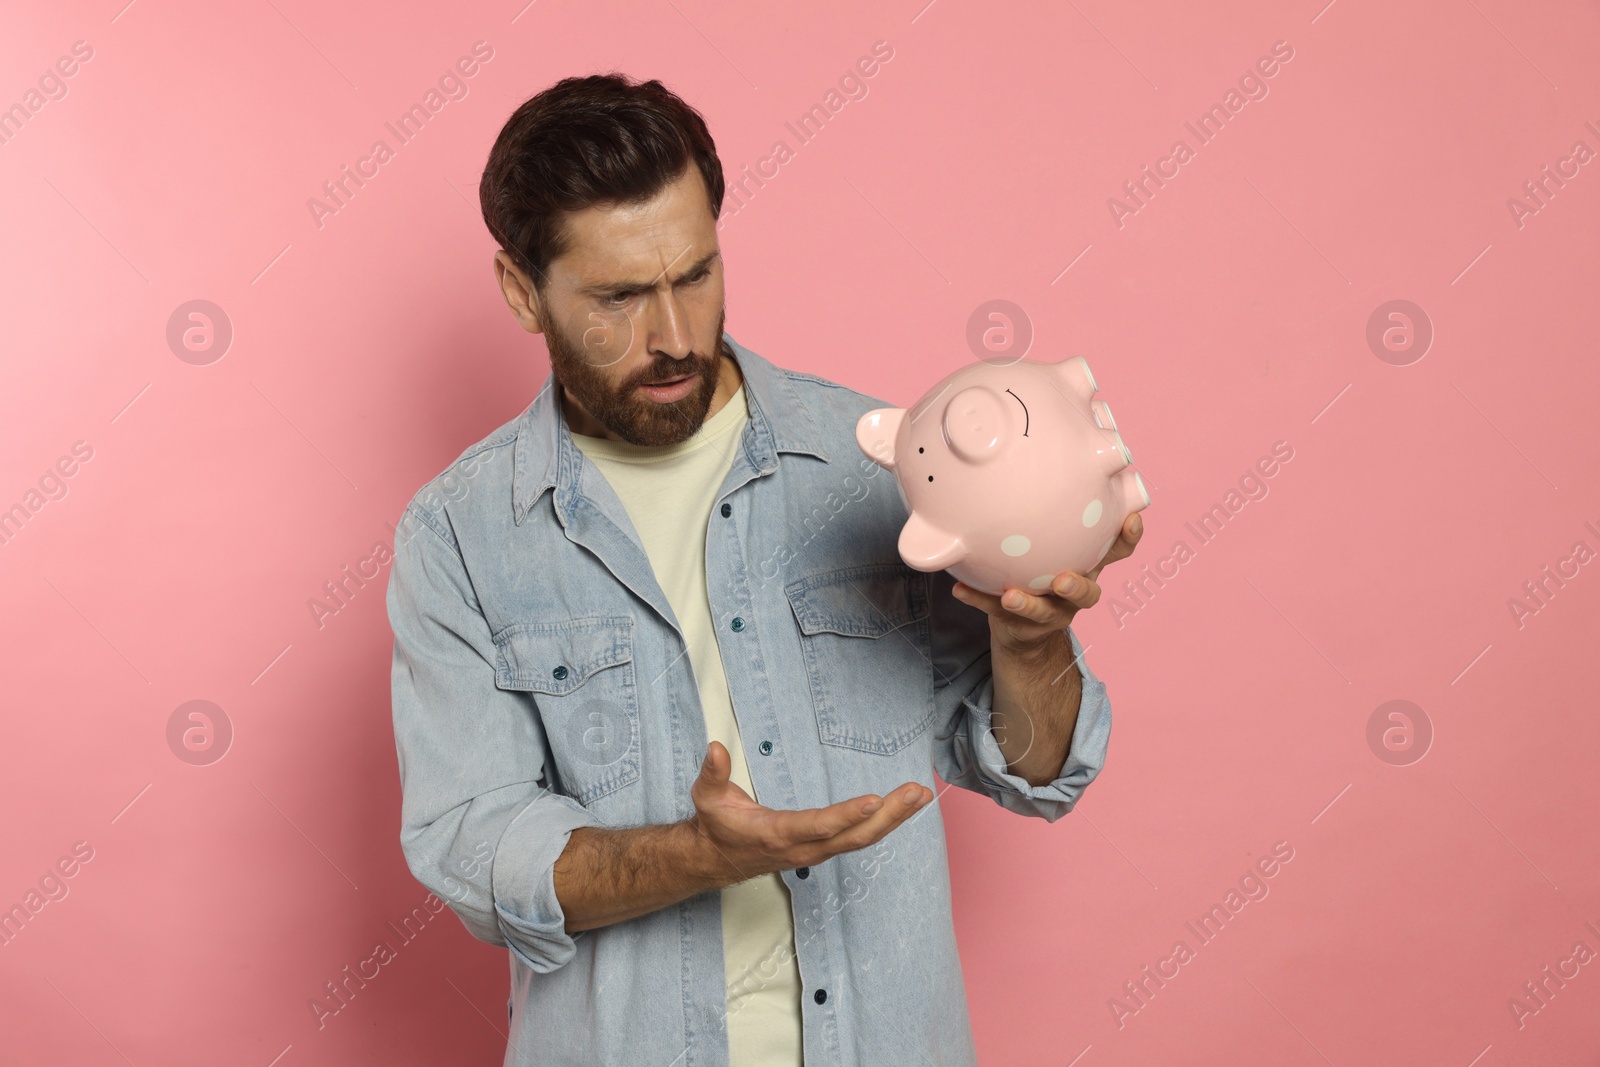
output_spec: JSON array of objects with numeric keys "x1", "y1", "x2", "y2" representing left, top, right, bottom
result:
[{"x1": 386, "y1": 333, "x2": 1114, "y2": 1067}]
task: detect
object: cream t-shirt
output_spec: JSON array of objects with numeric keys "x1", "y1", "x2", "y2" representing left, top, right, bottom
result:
[{"x1": 569, "y1": 381, "x2": 804, "y2": 1066}]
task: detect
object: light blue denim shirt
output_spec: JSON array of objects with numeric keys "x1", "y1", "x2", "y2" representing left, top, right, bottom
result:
[{"x1": 386, "y1": 333, "x2": 1114, "y2": 1067}]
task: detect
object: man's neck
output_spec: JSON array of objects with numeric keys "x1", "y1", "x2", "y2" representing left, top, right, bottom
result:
[{"x1": 706, "y1": 349, "x2": 744, "y2": 420}]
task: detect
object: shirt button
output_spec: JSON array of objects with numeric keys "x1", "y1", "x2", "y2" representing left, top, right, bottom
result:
[
  {"x1": 758, "y1": 740, "x2": 773, "y2": 755},
  {"x1": 795, "y1": 866, "x2": 809, "y2": 879},
  {"x1": 720, "y1": 502, "x2": 732, "y2": 518},
  {"x1": 551, "y1": 665, "x2": 568, "y2": 680},
  {"x1": 814, "y1": 989, "x2": 827, "y2": 1005},
  {"x1": 731, "y1": 617, "x2": 744, "y2": 632}
]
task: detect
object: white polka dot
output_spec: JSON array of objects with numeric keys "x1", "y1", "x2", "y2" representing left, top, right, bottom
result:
[
  {"x1": 1000, "y1": 535, "x2": 1031, "y2": 556},
  {"x1": 1082, "y1": 499, "x2": 1103, "y2": 527},
  {"x1": 1029, "y1": 574, "x2": 1055, "y2": 590}
]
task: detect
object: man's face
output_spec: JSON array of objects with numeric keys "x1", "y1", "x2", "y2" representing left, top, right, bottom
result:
[{"x1": 507, "y1": 165, "x2": 728, "y2": 447}]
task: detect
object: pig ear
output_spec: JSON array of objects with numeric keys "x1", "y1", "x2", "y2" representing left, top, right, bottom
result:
[
  {"x1": 856, "y1": 408, "x2": 905, "y2": 470},
  {"x1": 898, "y1": 511, "x2": 966, "y2": 572}
]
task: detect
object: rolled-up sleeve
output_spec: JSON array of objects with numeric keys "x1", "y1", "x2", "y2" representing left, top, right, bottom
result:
[
  {"x1": 928, "y1": 570, "x2": 1113, "y2": 823},
  {"x1": 387, "y1": 503, "x2": 602, "y2": 973}
]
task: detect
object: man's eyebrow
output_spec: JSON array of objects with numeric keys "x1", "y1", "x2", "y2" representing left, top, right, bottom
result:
[{"x1": 577, "y1": 250, "x2": 720, "y2": 296}]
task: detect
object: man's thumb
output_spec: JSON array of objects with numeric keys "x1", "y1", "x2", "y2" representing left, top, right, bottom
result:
[{"x1": 700, "y1": 741, "x2": 724, "y2": 780}]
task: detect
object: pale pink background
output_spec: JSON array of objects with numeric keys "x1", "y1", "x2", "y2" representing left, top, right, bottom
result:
[{"x1": 3, "y1": 0, "x2": 1598, "y2": 1063}]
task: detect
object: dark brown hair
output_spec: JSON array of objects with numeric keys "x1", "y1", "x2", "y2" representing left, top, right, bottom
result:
[{"x1": 479, "y1": 73, "x2": 726, "y2": 291}]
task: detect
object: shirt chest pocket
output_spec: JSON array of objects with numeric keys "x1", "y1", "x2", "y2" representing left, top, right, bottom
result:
[
  {"x1": 785, "y1": 563, "x2": 935, "y2": 756},
  {"x1": 490, "y1": 616, "x2": 640, "y2": 807}
]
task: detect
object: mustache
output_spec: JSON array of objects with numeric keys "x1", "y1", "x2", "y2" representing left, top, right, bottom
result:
[{"x1": 633, "y1": 353, "x2": 716, "y2": 386}]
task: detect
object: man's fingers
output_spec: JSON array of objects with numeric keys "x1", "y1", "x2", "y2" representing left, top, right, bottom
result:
[
  {"x1": 776, "y1": 792, "x2": 884, "y2": 844},
  {"x1": 694, "y1": 776, "x2": 933, "y2": 877},
  {"x1": 833, "y1": 783, "x2": 931, "y2": 850},
  {"x1": 812, "y1": 782, "x2": 931, "y2": 855},
  {"x1": 773, "y1": 781, "x2": 931, "y2": 848}
]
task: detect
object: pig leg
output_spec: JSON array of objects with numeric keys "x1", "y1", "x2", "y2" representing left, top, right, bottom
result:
[{"x1": 1116, "y1": 468, "x2": 1151, "y2": 510}]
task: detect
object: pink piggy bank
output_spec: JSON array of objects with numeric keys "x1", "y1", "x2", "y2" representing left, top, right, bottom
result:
[{"x1": 855, "y1": 356, "x2": 1150, "y2": 597}]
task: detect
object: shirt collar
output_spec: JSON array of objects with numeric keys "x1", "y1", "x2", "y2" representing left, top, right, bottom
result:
[{"x1": 511, "y1": 332, "x2": 831, "y2": 526}]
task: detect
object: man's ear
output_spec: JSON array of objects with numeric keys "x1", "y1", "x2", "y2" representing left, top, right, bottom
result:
[{"x1": 493, "y1": 250, "x2": 545, "y2": 335}]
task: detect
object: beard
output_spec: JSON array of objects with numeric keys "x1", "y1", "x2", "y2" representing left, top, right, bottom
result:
[{"x1": 545, "y1": 303, "x2": 729, "y2": 447}]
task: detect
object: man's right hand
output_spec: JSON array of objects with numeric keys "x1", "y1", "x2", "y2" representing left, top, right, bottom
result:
[{"x1": 685, "y1": 740, "x2": 932, "y2": 884}]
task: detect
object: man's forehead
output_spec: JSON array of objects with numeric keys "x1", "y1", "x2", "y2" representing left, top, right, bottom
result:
[
  {"x1": 555, "y1": 170, "x2": 717, "y2": 286},
  {"x1": 563, "y1": 223, "x2": 708, "y2": 278}
]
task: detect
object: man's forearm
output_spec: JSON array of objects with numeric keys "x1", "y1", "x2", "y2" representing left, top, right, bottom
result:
[
  {"x1": 553, "y1": 820, "x2": 740, "y2": 933},
  {"x1": 990, "y1": 629, "x2": 1083, "y2": 787}
]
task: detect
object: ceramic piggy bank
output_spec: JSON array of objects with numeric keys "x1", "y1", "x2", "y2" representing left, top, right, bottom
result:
[{"x1": 855, "y1": 356, "x2": 1150, "y2": 597}]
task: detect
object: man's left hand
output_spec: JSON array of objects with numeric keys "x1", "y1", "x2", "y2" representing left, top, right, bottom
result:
[{"x1": 951, "y1": 512, "x2": 1144, "y2": 653}]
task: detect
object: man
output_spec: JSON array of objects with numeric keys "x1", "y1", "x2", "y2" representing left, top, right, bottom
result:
[{"x1": 387, "y1": 73, "x2": 1140, "y2": 1067}]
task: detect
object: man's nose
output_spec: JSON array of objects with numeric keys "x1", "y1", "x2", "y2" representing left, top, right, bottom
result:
[{"x1": 646, "y1": 288, "x2": 693, "y2": 360}]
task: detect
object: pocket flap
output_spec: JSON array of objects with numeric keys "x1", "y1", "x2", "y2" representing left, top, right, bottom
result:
[
  {"x1": 784, "y1": 564, "x2": 928, "y2": 639},
  {"x1": 491, "y1": 616, "x2": 633, "y2": 693}
]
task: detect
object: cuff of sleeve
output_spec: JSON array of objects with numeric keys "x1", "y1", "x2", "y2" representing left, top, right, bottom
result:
[
  {"x1": 968, "y1": 627, "x2": 1113, "y2": 814},
  {"x1": 491, "y1": 790, "x2": 605, "y2": 974}
]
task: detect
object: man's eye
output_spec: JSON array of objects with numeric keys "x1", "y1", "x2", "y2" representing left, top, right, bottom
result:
[{"x1": 606, "y1": 291, "x2": 635, "y2": 305}]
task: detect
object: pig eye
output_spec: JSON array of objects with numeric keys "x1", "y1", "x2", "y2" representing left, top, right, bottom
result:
[
  {"x1": 918, "y1": 447, "x2": 924, "y2": 453},
  {"x1": 1006, "y1": 388, "x2": 1030, "y2": 436},
  {"x1": 927, "y1": 475, "x2": 933, "y2": 481}
]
